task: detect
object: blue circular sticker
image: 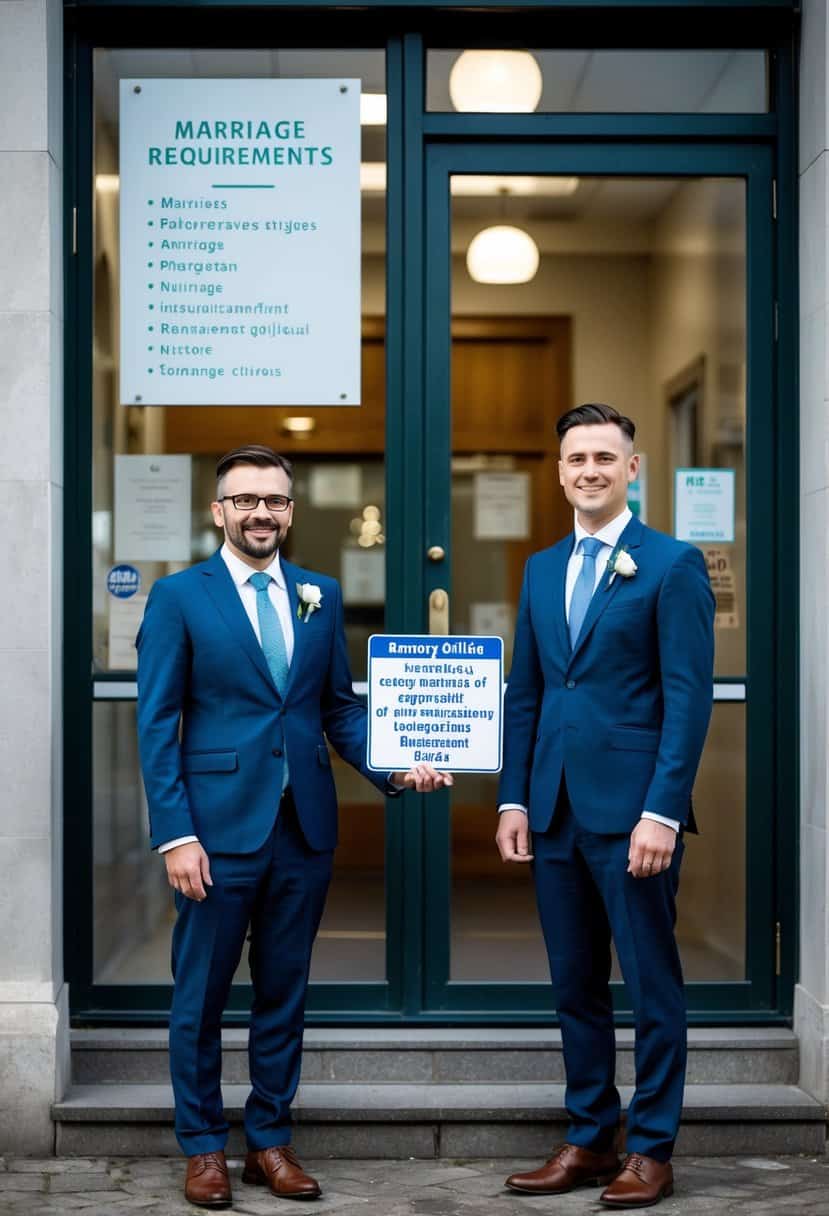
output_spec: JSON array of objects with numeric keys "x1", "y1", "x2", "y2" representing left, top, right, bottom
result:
[{"x1": 107, "y1": 564, "x2": 141, "y2": 599}]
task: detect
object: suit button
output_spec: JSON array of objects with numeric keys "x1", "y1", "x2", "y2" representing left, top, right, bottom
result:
[
  {"x1": 566, "y1": 680, "x2": 576, "y2": 689},
  {"x1": 272, "y1": 747, "x2": 283, "y2": 757}
]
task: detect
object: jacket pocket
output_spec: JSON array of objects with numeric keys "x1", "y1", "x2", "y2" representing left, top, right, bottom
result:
[
  {"x1": 608, "y1": 726, "x2": 660, "y2": 753},
  {"x1": 317, "y1": 744, "x2": 332, "y2": 768},
  {"x1": 182, "y1": 750, "x2": 239, "y2": 773},
  {"x1": 604, "y1": 596, "x2": 647, "y2": 615}
]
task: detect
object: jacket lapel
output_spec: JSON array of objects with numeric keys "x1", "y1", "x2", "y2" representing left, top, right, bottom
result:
[
  {"x1": 567, "y1": 515, "x2": 645, "y2": 667},
  {"x1": 549, "y1": 536, "x2": 572, "y2": 663},
  {"x1": 281, "y1": 560, "x2": 306, "y2": 695},
  {"x1": 200, "y1": 549, "x2": 280, "y2": 697}
]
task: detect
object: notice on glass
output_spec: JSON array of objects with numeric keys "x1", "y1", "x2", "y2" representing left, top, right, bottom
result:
[
  {"x1": 114, "y1": 455, "x2": 192, "y2": 561},
  {"x1": 310, "y1": 464, "x2": 362, "y2": 508},
  {"x1": 367, "y1": 635, "x2": 503, "y2": 773},
  {"x1": 342, "y1": 548, "x2": 385, "y2": 605},
  {"x1": 108, "y1": 594, "x2": 147, "y2": 670},
  {"x1": 119, "y1": 78, "x2": 361, "y2": 406},
  {"x1": 474, "y1": 472, "x2": 530, "y2": 540},
  {"x1": 675, "y1": 468, "x2": 735, "y2": 544},
  {"x1": 703, "y1": 547, "x2": 740, "y2": 629}
]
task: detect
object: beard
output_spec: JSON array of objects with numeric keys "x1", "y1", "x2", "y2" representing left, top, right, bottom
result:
[{"x1": 225, "y1": 514, "x2": 284, "y2": 561}]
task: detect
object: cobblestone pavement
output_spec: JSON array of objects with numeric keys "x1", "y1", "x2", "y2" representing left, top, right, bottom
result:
[{"x1": 0, "y1": 1156, "x2": 827, "y2": 1215}]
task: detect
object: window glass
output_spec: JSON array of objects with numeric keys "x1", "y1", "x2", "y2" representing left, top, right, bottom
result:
[
  {"x1": 92, "y1": 46, "x2": 388, "y2": 984},
  {"x1": 427, "y1": 50, "x2": 768, "y2": 113}
]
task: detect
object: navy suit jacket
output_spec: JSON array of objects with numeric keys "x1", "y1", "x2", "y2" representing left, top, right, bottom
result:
[
  {"x1": 136, "y1": 548, "x2": 386, "y2": 854},
  {"x1": 498, "y1": 516, "x2": 715, "y2": 835}
]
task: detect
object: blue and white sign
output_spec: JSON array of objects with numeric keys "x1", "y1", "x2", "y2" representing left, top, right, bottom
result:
[
  {"x1": 367, "y1": 635, "x2": 503, "y2": 773},
  {"x1": 106, "y1": 564, "x2": 141, "y2": 599},
  {"x1": 675, "y1": 468, "x2": 736, "y2": 544},
  {"x1": 119, "y1": 77, "x2": 361, "y2": 406}
]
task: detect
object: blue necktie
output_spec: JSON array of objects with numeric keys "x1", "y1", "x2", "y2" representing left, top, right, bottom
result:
[
  {"x1": 249, "y1": 572, "x2": 290, "y2": 789},
  {"x1": 568, "y1": 537, "x2": 604, "y2": 649}
]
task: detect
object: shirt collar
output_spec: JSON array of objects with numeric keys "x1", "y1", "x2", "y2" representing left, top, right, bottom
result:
[
  {"x1": 221, "y1": 542, "x2": 286, "y2": 590},
  {"x1": 573, "y1": 506, "x2": 632, "y2": 552}
]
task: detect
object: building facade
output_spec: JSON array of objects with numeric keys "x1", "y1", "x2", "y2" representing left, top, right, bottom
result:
[{"x1": 0, "y1": 0, "x2": 826, "y2": 1155}]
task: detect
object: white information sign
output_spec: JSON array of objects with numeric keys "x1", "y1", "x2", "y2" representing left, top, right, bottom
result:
[
  {"x1": 675, "y1": 468, "x2": 735, "y2": 544},
  {"x1": 368, "y1": 635, "x2": 503, "y2": 773},
  {"x1": 119, "y1": 78, "x2": 361, "y2": 405},
  {"x1": 114, "y1": 455, "x2": 192, "y2": 561},
  {"x1": 474, "y1": 472, "x2": 530, "y2": 540}
]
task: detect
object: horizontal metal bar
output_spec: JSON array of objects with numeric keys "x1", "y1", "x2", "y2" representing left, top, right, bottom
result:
[
  {"x1": 93, "y1": 681, "x2": 137, "y2": 700},
  {"x1": 423, "y1": 114, "x2": 777, "y2": 140},
  {"x1": 94, "y1": 680, "x2": 745, "y2": 701},
  {"x1": 713, "y1": 683, "x2": 747, "y2": 701}
]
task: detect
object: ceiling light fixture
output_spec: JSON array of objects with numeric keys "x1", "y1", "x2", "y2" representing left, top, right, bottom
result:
[
  {"x1": 449, "y1": 50, "x2": 543, "y2": 113},
  {"x1": 466, "y1": 225, "x2": 540, "y2": 285},
  {"x1": 280, "y1": 416, "x2": 317, "y2": 436}
]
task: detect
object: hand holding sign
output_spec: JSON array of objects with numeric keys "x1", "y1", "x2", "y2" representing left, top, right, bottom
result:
[{"x1": 391, "y1": 765, "x2": 454, "y2": 792}]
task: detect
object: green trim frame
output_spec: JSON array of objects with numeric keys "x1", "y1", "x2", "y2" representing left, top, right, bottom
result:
[{"x1": 64, "y1": 9, "x2": 799, "y2": 1025}]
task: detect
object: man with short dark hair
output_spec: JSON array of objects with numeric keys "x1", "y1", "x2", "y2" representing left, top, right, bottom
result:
[
  {"x1": 496, "y1": 405, "x2": 714, "y2": 1208},
  {"x1": 137, "y1": 445, "x2": 450, "y2": 1208}
]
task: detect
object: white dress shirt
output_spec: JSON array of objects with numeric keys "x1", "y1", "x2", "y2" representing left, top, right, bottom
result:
[
  {"x1": 499, "y1": 507, "x2": 679, "y2": 832},
  {"x1": 158, "y1": 545, "x2": 295, "y2": 854}
]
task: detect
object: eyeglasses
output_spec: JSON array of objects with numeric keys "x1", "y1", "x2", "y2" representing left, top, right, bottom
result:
[{"x1": 221, "y1": 494, "x2": 293, "y2": 513}]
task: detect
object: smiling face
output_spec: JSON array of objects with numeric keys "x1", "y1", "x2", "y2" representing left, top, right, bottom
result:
[
  {"x1": 558, "y1": 422, "x2": 639, "y2": 532},
  {"x1": 210, "y1": 462, "x2": 294, "y2": 569}
]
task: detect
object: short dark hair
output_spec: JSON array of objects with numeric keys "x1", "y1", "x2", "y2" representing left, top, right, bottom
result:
[
  {"x1": 216, "y1": 445, "x2": 293, "y2": 494},
  {"x1": 556, "y1": 403, "x2": 635, "y2": 444}
]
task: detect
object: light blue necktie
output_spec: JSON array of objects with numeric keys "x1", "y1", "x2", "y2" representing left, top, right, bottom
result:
[
  {"x1": 249, "y1": 571, "x2": 290, "y2": 789},
  {"x1": 568, "y1": 537, "x2": 604, "y2": 649}
]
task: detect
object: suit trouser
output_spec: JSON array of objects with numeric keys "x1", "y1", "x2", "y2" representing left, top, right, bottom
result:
[
  {"x1": 169, "y1": 793, "x2": 333, "y2": 1156},
  {"x1": 532, "y1": 787, "x2": 686, "y2": 1162}
]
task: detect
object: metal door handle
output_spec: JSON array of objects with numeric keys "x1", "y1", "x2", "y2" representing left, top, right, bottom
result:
[{"x1": 429, "y1": 588, "x2": 449, "y2": 634}]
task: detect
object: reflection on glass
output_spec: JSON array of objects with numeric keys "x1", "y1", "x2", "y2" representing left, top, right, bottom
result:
[
  {"x1": 92, "y1": 47, "x2": 387, "y2": 985},
  {"x1": 449, "y1": 175, "x2": 747, "y2": 983},
  {"x1": 428, "y1": 49, "x2": 768, "y2": 113}
]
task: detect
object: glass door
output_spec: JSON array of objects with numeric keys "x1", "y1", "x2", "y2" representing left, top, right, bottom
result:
[{"x1": 422, "y1": 141, "x2": 776, "y2": 1018}]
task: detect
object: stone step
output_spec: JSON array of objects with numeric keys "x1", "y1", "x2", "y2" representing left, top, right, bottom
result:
[
  {"x1": 70, "y1": 1026, "x2": 801, "y2": 1086},
  {"x1": 52, "y1": 1080, "x2": 826, "y2": 1158}
]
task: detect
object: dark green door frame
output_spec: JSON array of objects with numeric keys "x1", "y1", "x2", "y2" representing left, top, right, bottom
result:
[
  {"x1": 421, "y1": 140, "x2": 779, "y2": 1021},
  {"x1": 64, "y1": 13, "x2": 798, "y2": 1024}
]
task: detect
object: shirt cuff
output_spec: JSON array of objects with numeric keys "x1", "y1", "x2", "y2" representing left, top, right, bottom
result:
[
  {"x1": 157, "y1": 835, "x2": 199, "y2": 854},
  {"x1": 641, "y1": 812, "x2": 680, "y2": 832},
  {"x1": 498, "y1": 803, "x2": 528, "y2": 814},
  {"x1": 385, "y1": 773, "x2": 405, "y2": 796}
]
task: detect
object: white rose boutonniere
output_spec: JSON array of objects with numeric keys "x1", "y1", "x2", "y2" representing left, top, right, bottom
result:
[
  {"x1": 607, "y1": 547, "x2": 638, "y2": 587},
  {"x1": 296, "y1": 582, "x2": 323, "y2": 622}
]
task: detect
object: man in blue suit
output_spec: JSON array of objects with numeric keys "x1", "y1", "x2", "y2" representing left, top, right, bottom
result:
[
  {"x1": 496, "y1": 404, "x2": 714, "y2": 1209},
  {"x1": 137, "y1": 444, "x2": 449, "y2": 1209}
]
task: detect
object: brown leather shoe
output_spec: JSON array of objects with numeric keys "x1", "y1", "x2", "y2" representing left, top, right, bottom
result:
[
  {"x1": 242, "y1": 1145, "x2": 321, "y2": 1199},
  {"x1": 184, "y1": 1150, "x2": 232, "y2": 1209},
  {"x1": 600, "y1": 1153, "x2": 674, "y2": 1208},
  {"x1": 505, "y1": 1143, "x2": 621, "y2": 1194}
]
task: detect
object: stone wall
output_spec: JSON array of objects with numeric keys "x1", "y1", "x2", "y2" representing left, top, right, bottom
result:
[
  {"x1": 0, "y1": 0, "x2": 67, "y2": 1154},
  {"x1": 797, "y1": 0, "x2": 829, "y2": 1104}
]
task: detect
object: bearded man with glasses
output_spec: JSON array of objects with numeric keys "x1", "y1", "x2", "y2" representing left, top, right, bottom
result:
[{"x1": 137, "y1": 444, "x2": 451, "y2": 1209}]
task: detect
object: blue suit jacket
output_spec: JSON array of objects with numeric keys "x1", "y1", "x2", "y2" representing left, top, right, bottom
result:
[
  {"x1": 498, "y1": 516, "x2": 715, "y2": 834},
  {"x1": 136, "y1": 549, "x2": 386, "y2": 854}
]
